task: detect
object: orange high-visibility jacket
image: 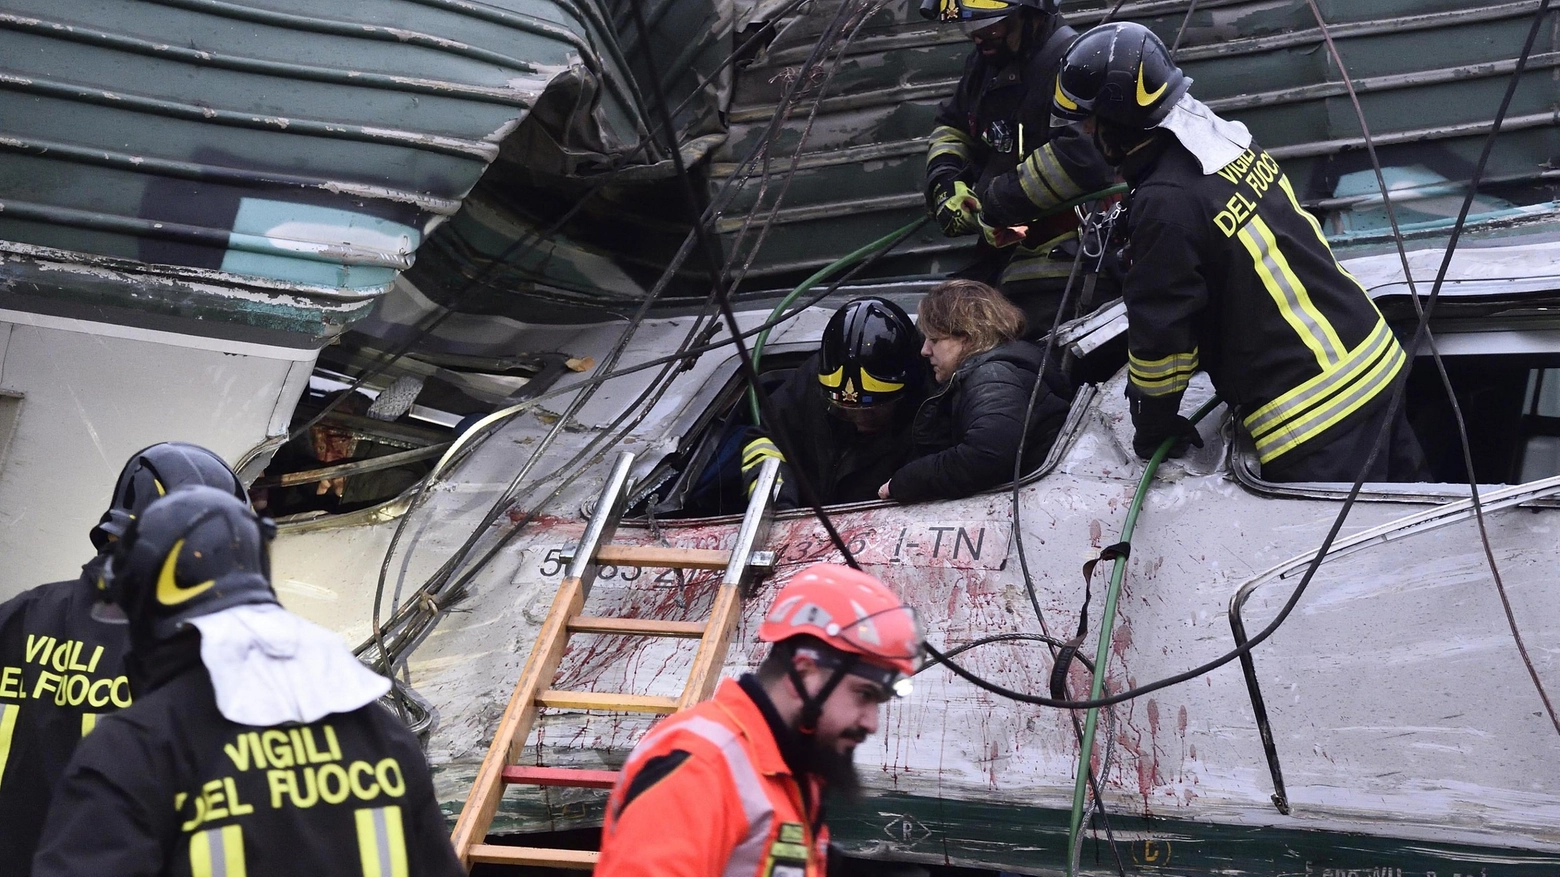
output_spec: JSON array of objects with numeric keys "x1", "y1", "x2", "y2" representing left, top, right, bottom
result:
[{"x1": 597, "y1": 678, "x2": 828, "y2": 877}]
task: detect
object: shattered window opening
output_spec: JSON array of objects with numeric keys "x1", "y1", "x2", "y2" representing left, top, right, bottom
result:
[{"x1": 624, "y1": 342, "x2": 1098, "y2": 522}]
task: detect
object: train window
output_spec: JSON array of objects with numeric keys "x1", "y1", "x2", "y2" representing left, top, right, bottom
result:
[{"x1": 624, "y1": 335, "x2": 1102, "y2": 521}]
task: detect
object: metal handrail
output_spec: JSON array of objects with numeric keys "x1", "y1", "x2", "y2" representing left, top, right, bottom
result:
[{"x1": 1227, "y1": 471, "x2": 1560, "y2": 814}]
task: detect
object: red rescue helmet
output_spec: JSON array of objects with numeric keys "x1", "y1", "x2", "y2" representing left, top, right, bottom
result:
[{"x1": 759, "y1": 564, "x2": 924, "y2": 684}]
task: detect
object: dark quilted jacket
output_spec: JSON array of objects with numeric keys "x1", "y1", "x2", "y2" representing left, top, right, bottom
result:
[{"x1": 888, "y1": 341, "x2": 1071, "y2": 503}]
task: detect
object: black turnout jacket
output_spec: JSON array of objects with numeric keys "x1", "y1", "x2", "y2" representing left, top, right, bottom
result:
[
  {"x1": 32, "y1": 648, "x2": 462, "y2": 877},
  {"x1": 1120, "y1": 135, "x2": 1406, "y2": 466},
  {"x1": 761, "y1": 353, "x2": 929, "y2": 509},
  {"x1": 888, "y1": 341, "x2": 1071, "y2": 503},
  {"x1": 0, "y1": 570, "x2": 131, "y2": 877},
  {"x1": 926, "y1": 17, "x2": 1112, "y2": 233}
]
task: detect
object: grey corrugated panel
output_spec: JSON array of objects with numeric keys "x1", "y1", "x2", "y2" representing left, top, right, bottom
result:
[
  {"x1": 708, "y1": 0, "x2": 1560, "y2": 278},
  {"x1": 0, "y1": 0, "x2": 656, "y2": 297}
]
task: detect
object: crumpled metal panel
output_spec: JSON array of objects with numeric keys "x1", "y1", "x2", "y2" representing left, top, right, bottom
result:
[
  {"x1": 0, "y1": 0, "x2": 729, "y2": 317},
  {"x1": 383, "y1": 0, "x2": 744, "y2": 324}
]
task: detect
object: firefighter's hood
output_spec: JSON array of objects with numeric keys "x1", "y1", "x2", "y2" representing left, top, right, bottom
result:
[
  {"x1": 1155, "y1": 92, "x2": 1253, "y2": 175},
  {"x1": 188, "y1": 603, "x2": 390, "y2": 726}
]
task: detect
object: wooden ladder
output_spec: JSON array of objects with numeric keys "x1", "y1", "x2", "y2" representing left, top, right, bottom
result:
[{"x1": 450, "y1": 451, "x2": 782, "y2": 870}]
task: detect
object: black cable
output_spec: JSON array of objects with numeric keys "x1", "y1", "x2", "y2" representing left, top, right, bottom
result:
[
  {"x1": 1012, "y1": 226, "x2": 1126, "y2": 877},
  {"x1": 726, "y1": 1, "x2": 876, "y2": 292},
  {"x1": 918, "y1": 633, "x2": 1095, "y2": 672},
  {"x1": 918, "y1": 0, "x2": 1558, "y2": 713},
  {"x1": 289, "y1": 0, "x2": 815, "y2": 444},
  {"x1": 1303, "y1": 1, "x2": 1560, "y2": 738},
  {"x1": 1170, "y1": 0, "x2": 1199, "y2": 54},
  {"x1": 633, "y1": 0, "x2": 867, "y2": 568},
  {"x1": 720, "y1": 0, "x2": 864, "y2": 283},
  {"x1": 360, "y1": 5, "x2": 896, "y2": 668}
]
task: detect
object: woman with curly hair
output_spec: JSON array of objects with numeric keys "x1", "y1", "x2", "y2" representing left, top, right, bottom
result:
[{"x1": 879, "y1": 279, "x2": 1073, "y2": 502}]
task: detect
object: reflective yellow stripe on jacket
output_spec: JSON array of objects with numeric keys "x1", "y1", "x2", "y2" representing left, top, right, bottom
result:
[
  {"x1": 356, "y1": 805, "x2": 409, "y2": 877},
  {"x1": 1234, "y1": 205, "x2": 1404, "y2": 463},
  {"x1": 999, "y1": 231, "x2": 1078, "y2": 285},
  {"x1": 1242, "y1": 317, "x2": 1404, "y2": 463},
  {"x1": 190, "y1": 824, "x2": 246, "y2": 877},
  {"x1": 1238, "y1": 216, "x2": 1345, "y2": 371},
  {"x1": 928, "y1": 125, "x2": 974, "y2": 166},
  {"x1": 1129, "y1": 349, "x2": 1200, "y2": 398},
  {"x1": 0, "y1": 703, "x2": 17, "y2": 784},
  {"x1": 1279, "y1": 175, "x2": 1375, "y2": 297},
  {"x1": 1017, "y1": 142, "x2": 1086, "y2": 210}
]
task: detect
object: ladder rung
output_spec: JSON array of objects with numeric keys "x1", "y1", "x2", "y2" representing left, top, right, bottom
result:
[
  {"x1": 537, "y1": 690, "x2": 680, "y2": 714},
  {"x1": 467, "y1": 844, "x2": 598, "y2": 869},
  {"x1": 502, "y1": 765, "x2": 621, "y2": 788},
  {"x1": 595, "y1": 545, "x2": 731, "y2": 570},
  {"x1": 568, "y1": 616, "x2": 707, "y2": 638}
]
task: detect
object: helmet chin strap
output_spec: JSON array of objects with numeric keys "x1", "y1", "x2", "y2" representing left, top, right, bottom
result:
[
  {"x1": 786, "y1": 645, "x2": 859, "y2": 734},
  {"x1": 1093, "y1": 121, "x2": 1155, "y2": 166}
]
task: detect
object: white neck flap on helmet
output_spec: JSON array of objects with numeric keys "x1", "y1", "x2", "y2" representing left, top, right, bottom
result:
[
  {"x1": 188, "y1": 603, "x2": 390, "y2": 726},
  {"x1": 1154, "y1": 91, "x2": 1254, "y2": 176}
]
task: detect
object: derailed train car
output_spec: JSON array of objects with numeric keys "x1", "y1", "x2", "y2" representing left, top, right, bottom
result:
[
  {"x1": 2, "y1": 0, "x2": 1559, "y2": 874},
  {"x1": 269, "y1": 0, "x2": 1560, "y2": 874}
]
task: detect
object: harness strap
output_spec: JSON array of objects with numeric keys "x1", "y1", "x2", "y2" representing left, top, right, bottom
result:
[{"x1": 1049, "y1": 541, "x2": 1131, "y2": 699}]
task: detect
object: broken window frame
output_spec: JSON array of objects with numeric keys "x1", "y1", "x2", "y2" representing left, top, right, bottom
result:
[{"x1": 620, "y1": 340, "x2": 1099, "y2": 524}]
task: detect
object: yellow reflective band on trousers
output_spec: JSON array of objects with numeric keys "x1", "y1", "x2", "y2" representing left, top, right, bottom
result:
[
  {"x1": 355, "y1": 805, "x2": 409, "y2": 877},
  {"x1": 1017, "y1": 143, "x2": 1084, "y2": 210},
  {"x1": 1243, "y1": 318, "x2": 1405, "y2": 463},
  {"x1": 1128, "y1": 349, "x2": 1199, "y2": 397},
  {"x1": 928, "y1": 126, "x2": 974, "y2": 165},
  {"x1": 0, "y1": 703, "x2": 17, "y2": 783},
  {"x1": 1238, "y1": 215, "x2": 1346, "y2": 371},
  {"x1": 190, "y1": 824, "x2": 246, "y2": 877}
]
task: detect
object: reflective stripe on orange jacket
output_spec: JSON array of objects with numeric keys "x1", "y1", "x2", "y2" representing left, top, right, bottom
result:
[{"x1": 596, "y1": 678, "x2": 828, "y2": 877}]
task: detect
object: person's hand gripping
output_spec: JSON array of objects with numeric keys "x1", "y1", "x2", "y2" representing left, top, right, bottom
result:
[{"x1": 933, "y1": 180, "x2": 983, "y2": 237}]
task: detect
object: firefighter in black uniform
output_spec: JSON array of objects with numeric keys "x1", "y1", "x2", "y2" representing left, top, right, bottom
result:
[
  {"x1": 742, "y1": 297, "x2": 929, "y2": 509},
  {"x1": 1051, "y1": 22, "x2": 1429, "y2": 482},
  {"x1": 920, "y1": 0, "x2": 1113, "y2": 326},
  {"x1": 0, "y1": 442, "x2": 247, "y2": 877},
  {"x1": 32, "y1": 485, "x2": 462, "y2": 877}
]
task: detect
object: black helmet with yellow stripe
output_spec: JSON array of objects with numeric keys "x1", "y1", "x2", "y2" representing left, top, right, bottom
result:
[
  {"x1": 102, "y1": 485, "x2": 277, "y2": 643},
  {"x1": 1051, "y1": 21, "x2": 1188, "y2": 131},
  {"x1": 921, "y1": 0, "x2": 1055, "y2": 23},
  {"x1": 818, "y1": 297, "x2": 920, "y2": 425},
  {"x1": 90, "y1": 442, "x2": 247, "y2": 553}
]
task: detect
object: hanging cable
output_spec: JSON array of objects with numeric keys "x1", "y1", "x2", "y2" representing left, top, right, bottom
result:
[
  {"x1": 727, "y1": 0, "x2": 884, "y2": 295},
  {"x1": 1302, "y1": 0, "x2": 1560, "y2": 737},
  {"x1": 1169, "y1": 0, "x2": 1199, "y2": 54},
  {"x1": 628, "y1": 0, "x2": 865, "y2": 568},
  {"x1": 360, "y1": 2, "x2": 896, "y2": 675},
  {"x1": 919, "y1": 0, "x2": 1558, "y2": 713}
]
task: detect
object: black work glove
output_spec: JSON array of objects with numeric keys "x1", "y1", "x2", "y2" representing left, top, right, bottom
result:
[{"x1": 1129, "y1": 394, "x2": 1204, "y2": 461}]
